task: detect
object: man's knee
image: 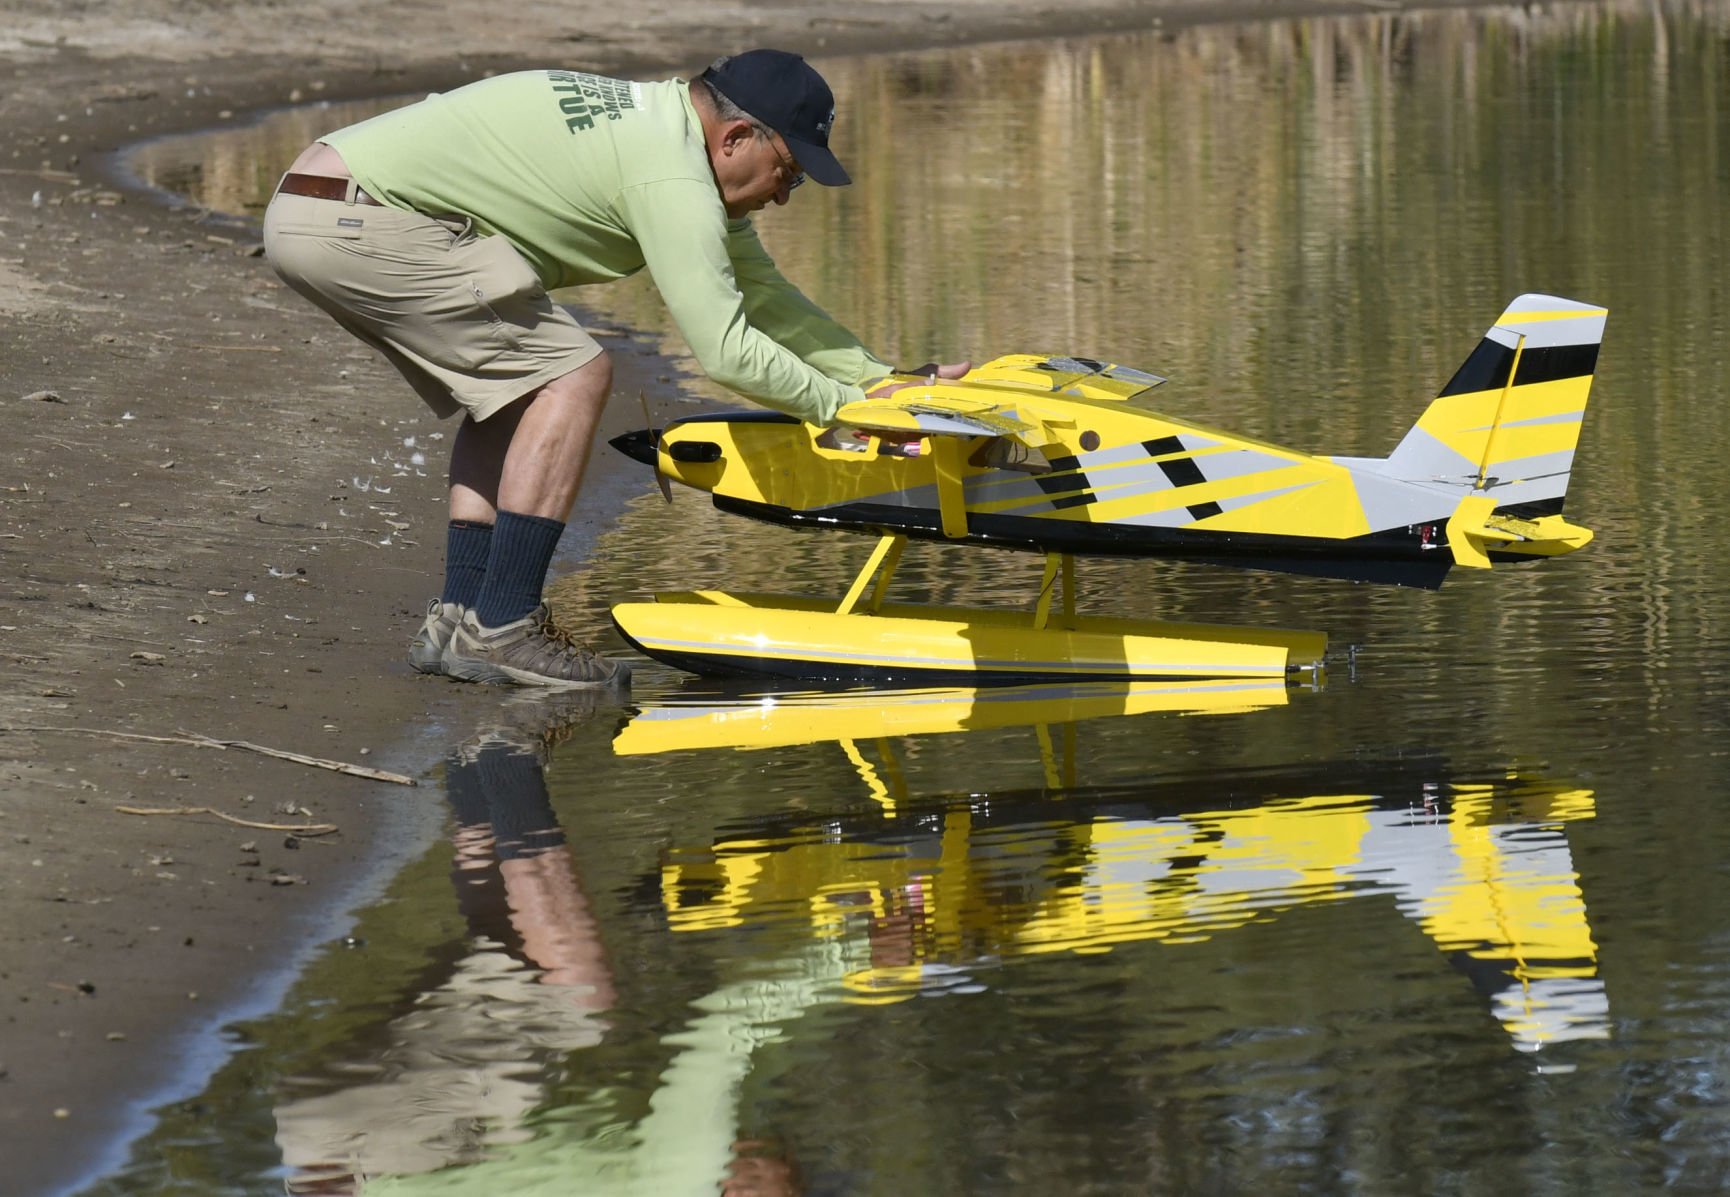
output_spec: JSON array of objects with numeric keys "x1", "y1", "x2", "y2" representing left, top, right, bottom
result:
[
  {"x1": 546, "y1": 350, "x2": 613, "y2": 409},
  {"x1": 577, "y1": 350, "x2": 614, "y2": 400}
]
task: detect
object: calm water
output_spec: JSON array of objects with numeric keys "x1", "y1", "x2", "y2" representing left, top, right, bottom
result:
[{"x1": 99, "y1": 2, "x2": 1730, "y2": 1193}]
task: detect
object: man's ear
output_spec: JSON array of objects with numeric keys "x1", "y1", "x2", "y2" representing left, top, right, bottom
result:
[{"x1": 719, "y1": 119, "x2": 757, "y2": 157}]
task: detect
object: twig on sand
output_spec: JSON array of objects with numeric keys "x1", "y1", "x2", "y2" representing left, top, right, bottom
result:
[
  {"x1": 0, "y1": 167, "x2": 80, "y2": 182},
  {"x1": 0, "y1": 725, "x2": 417, "y2": 786},
  {"x1": 114, "y1": 805, "x2": 340, "y2": 835},
  {"x1": 180, "y1": 731, "x2": 418, "y2": 785}
]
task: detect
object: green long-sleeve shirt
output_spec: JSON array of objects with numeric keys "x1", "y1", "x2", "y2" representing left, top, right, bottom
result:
[{"x1": 324, "y1": 70, "x2": 892, "y2": 425}]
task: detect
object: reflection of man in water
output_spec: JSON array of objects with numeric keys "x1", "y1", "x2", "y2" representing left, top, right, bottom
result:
[
  {"x1": 447, "y1": 736, "x2": 616, "y2": 994},
  {"x1": 275, "y1": 725, "x2": 813, "y2": 1196},
  {"x1": 277, "y1": 732, "x2": 615, "y2": 1193}
]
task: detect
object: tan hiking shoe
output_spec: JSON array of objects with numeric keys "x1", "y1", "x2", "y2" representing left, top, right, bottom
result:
[
  {"x1": 408, "y1": 600, "x2": 464, "y2": 675},
  {"x1": 442, "y1": 604, "x2": 630, "y2": 690}
]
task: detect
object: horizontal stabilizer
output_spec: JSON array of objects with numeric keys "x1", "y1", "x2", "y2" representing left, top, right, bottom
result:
[{"x1": 1446, "y1": 494, "x2": 1594, "y2": 569}]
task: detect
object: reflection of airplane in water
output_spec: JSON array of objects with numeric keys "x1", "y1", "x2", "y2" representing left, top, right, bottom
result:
[
  {"x1": 615, "y1": 676, "x2": 1294, "y2": 760},
  {"x1": 656, "y1": 760, "x2": 1608, "y2": 1052},
  {"x1": 267, "y1": 708, "x2": 1604, "y2": 1196}
]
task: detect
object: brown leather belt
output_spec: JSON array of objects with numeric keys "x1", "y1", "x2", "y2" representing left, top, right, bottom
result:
[{"x1": 276, "y1": 171, "x2": 382, "y2": 205}]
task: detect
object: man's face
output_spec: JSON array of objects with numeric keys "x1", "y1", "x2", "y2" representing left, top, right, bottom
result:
[{"x1": 713, "y1": 124, "x2": 803, "y2": 218}]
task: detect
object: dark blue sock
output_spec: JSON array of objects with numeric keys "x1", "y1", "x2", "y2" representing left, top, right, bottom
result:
[
  {"x1": 440, "y1": 519, "x2": 493, "y2": 608},
  {"x1": 472, "y1": 510, "x2": 565, "y2": 627}
]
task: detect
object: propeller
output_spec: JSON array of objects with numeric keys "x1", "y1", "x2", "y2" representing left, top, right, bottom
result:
[{"x1": 606, "y1": 392, "x2": 672, "y2": 503}]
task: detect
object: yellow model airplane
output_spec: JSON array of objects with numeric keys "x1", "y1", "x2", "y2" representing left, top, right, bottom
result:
[{"x1": 612, "y1": 294, "x2": 1604, "y2": 684}]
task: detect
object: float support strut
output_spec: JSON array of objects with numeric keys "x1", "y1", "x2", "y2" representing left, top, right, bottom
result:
[
  {"x1": 1032, "y1": 552, "x2": 1077, "y2": 630},
  {"x1": 837, "y1": 534, "x2": 907, "y2": 615}
]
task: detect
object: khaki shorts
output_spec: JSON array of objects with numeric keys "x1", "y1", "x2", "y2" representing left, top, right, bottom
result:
[{"x1": 263, "y1": 189, "x2": 602, "y2": 421}]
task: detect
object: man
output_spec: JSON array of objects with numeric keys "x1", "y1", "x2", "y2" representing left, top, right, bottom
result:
[{"x1": 265, "y1": 50, "x2": 965, "y2": 689}]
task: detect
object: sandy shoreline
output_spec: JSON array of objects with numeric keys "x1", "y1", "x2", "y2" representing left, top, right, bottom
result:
[{"x1": 0, "y1": 0, "x2": 1538, "y2": 1189}]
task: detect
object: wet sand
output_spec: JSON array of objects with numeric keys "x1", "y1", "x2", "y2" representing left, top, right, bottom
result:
[{"x1": 0, "y1": 0, "x2": 1534, "y2": 1189}]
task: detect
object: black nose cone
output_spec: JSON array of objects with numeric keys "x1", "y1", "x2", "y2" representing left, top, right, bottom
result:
[{"x1": 610, "y1": 428, "x2": 661, "y2": 467}]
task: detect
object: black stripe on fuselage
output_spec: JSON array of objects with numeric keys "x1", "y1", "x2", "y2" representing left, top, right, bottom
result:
[
  {"x1": 1142, "y1": 438, "x2": 1220, "y2": 520},
  {"x1": 1035, "y1": 473, "x2": 1095, "y2": 509},
  {"x1": 1034, "y1": 454, "x2": 1095, "y2": 509},
  {"x1": 714, "y1": 495, "x2": 1453, "y2": 588},
  {"x1": 1145, "y1": 440, "x2": 1206, "y2": 489}
]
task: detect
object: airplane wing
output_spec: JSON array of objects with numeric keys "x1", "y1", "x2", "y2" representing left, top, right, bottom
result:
[
  {"x1": 966, "y1": 355, "x2": 1167, "y2": 402},
  {"x1": 835, "y1": 394, "x2": 1037, "y2": 439},
  {"x1": 837, "y1": 352, "x2": 1170, "y2": 440}
]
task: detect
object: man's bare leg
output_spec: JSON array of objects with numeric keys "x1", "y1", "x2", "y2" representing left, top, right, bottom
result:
[
  {"x1": 440, "y1": 354, "x2": 628, "y2": 687},
  {"x1": 451, "y1": 352, "x2": 614, "y2": 524}
]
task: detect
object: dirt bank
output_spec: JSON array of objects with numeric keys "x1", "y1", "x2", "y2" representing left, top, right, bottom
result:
[{"x1": 0, "y1": 0, "x2": 1511, "y2": 1190}]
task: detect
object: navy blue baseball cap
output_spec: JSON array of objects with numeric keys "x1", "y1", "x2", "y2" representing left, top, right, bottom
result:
[{"x1": 701, "y1": 49, "x2": 850, "y2": 186}]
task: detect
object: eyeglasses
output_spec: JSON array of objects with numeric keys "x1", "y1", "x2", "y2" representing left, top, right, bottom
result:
[{"x1": 767, "y1": 135, "x2": 805, "y2": 191}]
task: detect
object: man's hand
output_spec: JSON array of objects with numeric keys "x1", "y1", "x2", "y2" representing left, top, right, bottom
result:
[
  {"x1": 865, "y1": 359, "x2": 973, "y2": 402},
  {"x1": 908, "y1": 360, "x2": 973, "y2": 380}
]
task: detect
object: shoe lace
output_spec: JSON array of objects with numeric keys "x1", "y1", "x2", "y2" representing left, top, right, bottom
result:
[{"x1": 537, "y1": 610, "x2": 595, "y2": 658}]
